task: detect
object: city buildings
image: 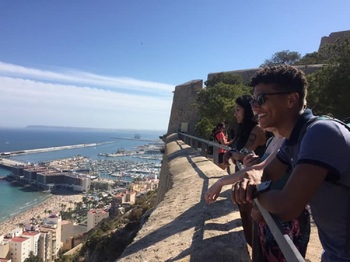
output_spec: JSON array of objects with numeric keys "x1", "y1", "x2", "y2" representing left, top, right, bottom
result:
[{"x1": 0, "y1": 213, "x2": 62, "y2": 262}]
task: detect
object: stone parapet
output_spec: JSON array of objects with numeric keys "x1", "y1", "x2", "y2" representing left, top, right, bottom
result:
[{"x1": 118, "y1": 133, "x2": 250, "y2": 262}]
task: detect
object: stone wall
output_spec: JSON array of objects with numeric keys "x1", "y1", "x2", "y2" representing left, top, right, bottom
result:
[
  {"x1": 207, "y1": 64, "x2": 323, "y2": 84},
  {"x1": 118, "y1": 134, "x2": 250, "y2": 262},
  {"x1": 319, "y1": 30, "x2": 350, "y2": 51},
  {"x1": 166, "y1": 80, "x2": 202, "y2": 136}
]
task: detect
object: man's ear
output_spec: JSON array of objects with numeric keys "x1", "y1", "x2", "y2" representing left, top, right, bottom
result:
[{"x1": 287, "y1": 92, "x2": 300, "y2": 108}]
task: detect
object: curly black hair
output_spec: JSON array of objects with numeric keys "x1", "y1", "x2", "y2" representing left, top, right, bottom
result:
[{"x1": 250, "y1": 65, "x2": 308, "y2": 109}]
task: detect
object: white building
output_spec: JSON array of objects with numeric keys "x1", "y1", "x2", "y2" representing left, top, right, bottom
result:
[
  {"x1": 42, "y1": 212, "x2": 62, "y2": 259},
  {"x1": 87, "y1": 209, "x2": 109, "y2": 231},
  {"x1": 6, "y1": 229, "x2": 23, "y2": 239},
  {"x1": 37, "y1": 230, "x2": 52, "y2": 262},
  {"x1": 61, "y1": 220, "x2": 74, "y2": 245},
  {"x1": 21, "y1": 231, "x2": 40, "y2": 256},
  {"x1": 9, "y1": 237, "x2": 31, "y2": 262}
]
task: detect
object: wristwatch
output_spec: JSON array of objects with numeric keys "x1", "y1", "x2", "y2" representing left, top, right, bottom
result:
[
  {"x1": 252, "y1": 180, "x2": 272, "y2": 199},
  {"x1": 240, "y1": 148, "x2": 253, "y2": 155}
]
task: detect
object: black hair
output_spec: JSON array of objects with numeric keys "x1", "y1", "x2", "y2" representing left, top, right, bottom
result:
[
  {"x1": 235, "y1": 95, "x2": 257, "y2": 150},
  {"x1": 215, "y1": 122, "x2": 225, "y2": 130}
]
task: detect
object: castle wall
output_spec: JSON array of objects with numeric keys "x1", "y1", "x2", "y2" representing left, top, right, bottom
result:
[
  {"x1": 319, "y1": 30, "x2": 350, "y2": 51},
  {"x1": 207, "y1": 64, "x2": 323, "y2": 84},
  {"x1": 166, "y1": 80, "x2": 202, "y2": 136}
]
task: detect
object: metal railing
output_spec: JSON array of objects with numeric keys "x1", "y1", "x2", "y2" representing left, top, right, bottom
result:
[
  {"x1": 178, "y1": 132, "x2": 230, "y2": 163},
  {"x1": 178, "y1": 132, "x2": 305, "y2": 262}
]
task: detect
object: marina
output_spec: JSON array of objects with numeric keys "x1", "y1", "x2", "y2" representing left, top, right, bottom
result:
[
  {"x1": 1, "y1": 142, "x2": 163, "y2": 188},
  {"x1": 0, "y1": 127, "x2": 164, "y2": 227}
]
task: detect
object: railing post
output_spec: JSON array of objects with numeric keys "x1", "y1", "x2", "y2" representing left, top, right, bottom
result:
[
  {"x1": 193, "y1": 139, "x2": 198, "y2": 150},
  {"x1": 190, "y1": 137, "x2": 194, "y2": 148},
  {"x1": 201, "y1": 142, "x2": 207, "y2": 157},
  {"x1": 213, "y1": 147, "x2": 219, "y2": 164}
]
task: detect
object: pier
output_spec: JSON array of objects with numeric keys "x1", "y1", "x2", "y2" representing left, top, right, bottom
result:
[{"x1": 0, "y1": 158, "x2": 26, "y2": 169}]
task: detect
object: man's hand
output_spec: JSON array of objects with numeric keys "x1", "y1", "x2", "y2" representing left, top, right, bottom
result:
[
  {"x1": 231, "y1": 151, "x2": 244, "y2": 161},
  {"x1": 231, "y1": 177, "x2": 258, "y2": 205},
  {"x1": 205, "y1": 182, "x2": 222, "y2": 204},
  {"x1": 244, "y1": 169, "x2": 263, "y2": 184},
  {"x1": 243, "y1": 153, "x2": 260, "y2": 167}
]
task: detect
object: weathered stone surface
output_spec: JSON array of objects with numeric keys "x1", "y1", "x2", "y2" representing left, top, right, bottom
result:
[
  {"x1": 166, "y1": 80, "x2": 202, "y2": 136},
  {"x1": 319, "y1": 30, "x2": 350, "y2": 51}
]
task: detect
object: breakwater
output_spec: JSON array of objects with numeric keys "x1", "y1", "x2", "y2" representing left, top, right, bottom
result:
[{"x1": 0, "y1": 141, "x2": 113, "y2": 157}]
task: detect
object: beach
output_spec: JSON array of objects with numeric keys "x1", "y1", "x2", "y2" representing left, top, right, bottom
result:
[{"x1": 0, "y1": 193, "x2": 84, "y2": 236}]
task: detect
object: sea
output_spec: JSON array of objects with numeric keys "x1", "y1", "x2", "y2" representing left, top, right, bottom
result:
[{"x1": 0, "y1": 126, "x2": 165, "y2": 224}]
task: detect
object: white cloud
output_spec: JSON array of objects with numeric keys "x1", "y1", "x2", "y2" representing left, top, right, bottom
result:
[
  {"x1": 0, "y1": 62, "x2": 175, "y2": 130},
  {"x1": 0, "y1": 61, "x2": 174, "y2": 95}
]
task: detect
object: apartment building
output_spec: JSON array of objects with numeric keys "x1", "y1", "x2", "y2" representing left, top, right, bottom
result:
[
  {"x1": 21, "y1": 232, "x2": 40, "y2": 256},
  {"x1": 9, "y1": 237, "x2": 31, "y2": 262},
  {"x1": 87, "y1": 209, "x2": 109, "y2": 231},
  {"x1": 0, "y1": 236, "x2": 10, "y2": 261}
]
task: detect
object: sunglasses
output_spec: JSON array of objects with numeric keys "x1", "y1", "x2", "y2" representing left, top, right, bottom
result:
[{"x1": 249, "y1": 92, "x2": 291, "y2": 106}]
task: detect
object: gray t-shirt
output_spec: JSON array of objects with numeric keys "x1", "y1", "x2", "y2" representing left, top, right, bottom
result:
[{"x1": 278, "y1": 113, "x2": 350, "y2": 261}]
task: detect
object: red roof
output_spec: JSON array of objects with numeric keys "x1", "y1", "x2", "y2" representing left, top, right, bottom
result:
[
  {"x1": 11, "y1": 237, "x2": 29, "y2": 243},
  {"x1": 22, "y1": 231, "x2": 40, "y2": 236}
]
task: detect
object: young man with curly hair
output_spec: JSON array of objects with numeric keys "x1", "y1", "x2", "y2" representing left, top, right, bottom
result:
[{"x1": 232, "y1": 65, "x2": 350, "y2": 262}]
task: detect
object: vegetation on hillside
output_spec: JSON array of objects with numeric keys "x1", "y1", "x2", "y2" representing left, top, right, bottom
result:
[
  {"x1": 307, "y1": 38, "x2": 350, "y2": 118},
  {"x1": 55, "y1": 190, "x2": 157, "y2": 262}
]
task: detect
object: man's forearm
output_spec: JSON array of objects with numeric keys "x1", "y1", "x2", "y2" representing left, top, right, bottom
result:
[{"x1": 258, "y1": 190, "x2": 298, "y2": 221}]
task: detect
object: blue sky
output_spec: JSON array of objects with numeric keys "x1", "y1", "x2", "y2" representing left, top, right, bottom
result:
[{"x1": 0, "y1": 1, "x2": 349, "y2": 131}]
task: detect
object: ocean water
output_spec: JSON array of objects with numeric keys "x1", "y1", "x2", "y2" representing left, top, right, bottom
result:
[
  {"x1": 0, "y1": 169, "x2": 51, "y2": 223},
  {"x1": 0, "y1": 127, "x2": 165, "y2": 223}
]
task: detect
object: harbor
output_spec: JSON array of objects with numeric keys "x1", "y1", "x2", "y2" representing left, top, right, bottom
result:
[
  {"x1": 0, "y1": 128, "x2": 164, "y2": 236},
  {"x1": 0, "y1": 140, "x2": 164, "y2": 190},
  {"x1": 0, "y1": 139, "x2": 164, "y2": 235}
]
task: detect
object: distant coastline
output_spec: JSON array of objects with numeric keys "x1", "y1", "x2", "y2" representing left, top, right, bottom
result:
[{"x1": 25, "y1": 125, "x2": 166, "y2": 133}]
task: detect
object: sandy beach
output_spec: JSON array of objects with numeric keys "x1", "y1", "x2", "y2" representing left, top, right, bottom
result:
[{"x1": 0, "y1": 193, "x2": 84, "y2": 236}]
